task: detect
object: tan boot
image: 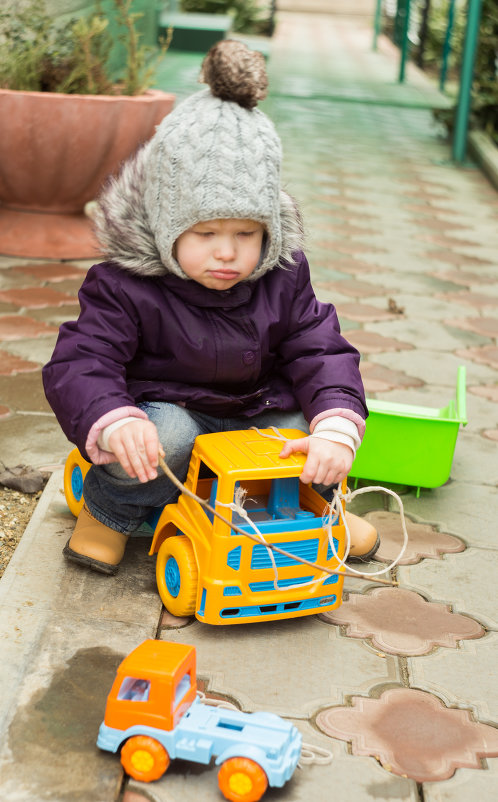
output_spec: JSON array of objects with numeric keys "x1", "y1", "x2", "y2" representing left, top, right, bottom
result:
[
  {"x1": 345, "y1": 511, "x2": 380, "y2": 561},
  {"x1": 63, "y1": 506, "x2": 128, "y2": 575}
]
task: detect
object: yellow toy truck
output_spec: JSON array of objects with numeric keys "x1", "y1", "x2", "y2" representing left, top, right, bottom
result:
[{"x1": 64, "y1": 428, "x2": 346, "y2": 625}]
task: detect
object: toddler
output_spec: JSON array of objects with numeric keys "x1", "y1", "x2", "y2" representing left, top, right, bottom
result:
[{"x1": 43, "y1": 40, "x2": 377, "y2": 575}]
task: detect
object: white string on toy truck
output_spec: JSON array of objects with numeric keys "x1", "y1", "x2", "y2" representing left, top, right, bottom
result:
[
  {"x1": 158, "y1": 450, "x2": 405, "y2": 587},
  {"x1": 250, "y1": 426, "x2": 409, "y2": 579}
]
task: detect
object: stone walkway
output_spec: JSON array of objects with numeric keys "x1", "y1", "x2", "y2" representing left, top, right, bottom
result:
[{"x1": 0, "y1": 10, "x2": 497, "y2": 802}]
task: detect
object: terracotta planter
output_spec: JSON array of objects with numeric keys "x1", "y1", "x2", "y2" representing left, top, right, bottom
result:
[{"x1": 0, "y1": 88, "x2": 175, "y2": 259}]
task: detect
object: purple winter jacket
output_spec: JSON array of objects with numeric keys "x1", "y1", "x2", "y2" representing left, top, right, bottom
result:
[{"x1": 43, "y1": 252, "x2": 367, "y2": 461}]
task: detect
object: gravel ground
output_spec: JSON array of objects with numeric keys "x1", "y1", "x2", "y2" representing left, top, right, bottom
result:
[{"x1": 0, "y1": 487, "x2": 44, "y2": 579}]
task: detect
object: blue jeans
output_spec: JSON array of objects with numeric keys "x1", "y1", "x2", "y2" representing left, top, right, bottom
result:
[{"x1": 83, "y1": 404, "x2": 323, "y2": 534}]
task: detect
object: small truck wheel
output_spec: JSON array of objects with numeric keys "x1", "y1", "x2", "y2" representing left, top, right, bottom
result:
[
  {"x1": 121, "y1": 735, "x2": 170, "y2": 782},
  {"x1": 156, "y1": 535, "x2": 198, "y2": 616},
  {"x1": 63, "y1": 448, "x2": 90, "y2": 517},
  {"x1": 218, "y1": 757, "x2": 268, "y2": 802}
]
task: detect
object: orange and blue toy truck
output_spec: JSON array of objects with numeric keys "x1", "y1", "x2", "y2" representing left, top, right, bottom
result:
[
  {"x1": 97, "y1": 639, "x2": 301, "y2": 801},
  {"x1": 64, "y1": 428, "x2": 346, "y2": 625}
]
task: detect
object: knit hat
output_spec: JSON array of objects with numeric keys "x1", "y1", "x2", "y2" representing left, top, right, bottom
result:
[{"x1": 142, "y1": 40, "x2": 284, "y2": 280}]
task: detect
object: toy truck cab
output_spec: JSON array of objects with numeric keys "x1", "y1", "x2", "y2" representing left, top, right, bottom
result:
[
  {"x1": 97, "y1": 640, "x2": 302, "y2": 801},
  {"x1": 99, "y1": 639, "x2": 197, "y2": 740},
  {"x1": 150, "y1": 428, "x2": 346, "y2": 624}
]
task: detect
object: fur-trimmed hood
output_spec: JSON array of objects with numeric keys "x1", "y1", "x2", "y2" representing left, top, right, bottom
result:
[{"x1": 92, "y1": 142, "x2": 305, "y2": 280}]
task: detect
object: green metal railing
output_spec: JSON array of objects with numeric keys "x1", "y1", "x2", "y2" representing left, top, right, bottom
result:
[
  {"x1": 452, "y1": 0, "x2": 483, "y2": 162},
  {"x1": 373, "y1": 0, "x2": 484, "y2": 163}
]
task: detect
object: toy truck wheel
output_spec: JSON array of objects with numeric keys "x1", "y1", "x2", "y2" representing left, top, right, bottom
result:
[
  {"x1": 120, "y1": 735, "x2": 170, "y2": 782},
  {"x1": 63, "y1": 448, "x2": 91, "y2": 517},
  {"x1": 156, "y1": 535, "x2": 198, "y2": 616},
  {"x1": 218, "y1": 757, "x2": 268, "y2": 802}
]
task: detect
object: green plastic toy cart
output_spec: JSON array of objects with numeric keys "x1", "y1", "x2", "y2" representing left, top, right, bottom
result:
[{"x1": 350, "y1": 366, "x2": 467, "y2": 495}]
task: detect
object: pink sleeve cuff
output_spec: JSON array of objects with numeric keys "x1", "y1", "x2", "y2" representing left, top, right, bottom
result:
[
  {"x1": 85, "y1": 406, "x2": 148, "y2": 464},
  {"x1": 309, "y1": 408, "x2": 366, "y2": 441}
]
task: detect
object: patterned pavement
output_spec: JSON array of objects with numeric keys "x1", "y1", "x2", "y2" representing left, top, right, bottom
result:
[{"x1": 0, "y1": 10, "x2": 497, "y2": 802}]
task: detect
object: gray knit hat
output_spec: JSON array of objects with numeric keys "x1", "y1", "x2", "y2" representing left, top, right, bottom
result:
[{"x1": 142, "y1": 40, "x2": 284, "y2": 280}]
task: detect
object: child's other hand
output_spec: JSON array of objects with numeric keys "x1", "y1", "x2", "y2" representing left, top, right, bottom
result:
[
  {"x1": 279, "y1": 436, "x2": 353, "y2": 486},
  {"x1": 108, "y1": 420, "x2": 164, "y2": 482}
]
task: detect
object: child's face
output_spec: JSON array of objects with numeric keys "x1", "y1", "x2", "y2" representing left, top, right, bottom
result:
[{"x1": 175, "y1": 219, "x2": 265, "y2": 290}]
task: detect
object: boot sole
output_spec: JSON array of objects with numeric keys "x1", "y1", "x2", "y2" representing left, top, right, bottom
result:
[
  {"x1": 347, "y1": 533, "x2": 381, "y2": 563},
  {"x1": 63, "y1": 541, "x2": 119, "y2": 576}
]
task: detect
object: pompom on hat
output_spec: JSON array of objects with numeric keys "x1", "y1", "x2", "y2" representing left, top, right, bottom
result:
[{"x1": 142, "y1": 40, "x2": 287, "y2": 280}]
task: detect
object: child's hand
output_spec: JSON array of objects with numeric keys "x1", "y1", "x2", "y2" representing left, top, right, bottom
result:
[
  {"x1": 108, "y1": 420, "x2": 164, "y2": 483},
  {"x1": 279, "y1": 436, "x2": 353, "y2": 486}
]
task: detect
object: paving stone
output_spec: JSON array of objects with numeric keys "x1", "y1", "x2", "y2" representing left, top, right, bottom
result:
[
  {"x1": 0, "y1": 286, "x2": 78, "y2": 308},
  {"x1": 422, "y1": 758, "x2": 498, "y2": 802},
  {"x1": 413, "y1": 218, "x2": 470, "y2": 232},
  {"x1": 401, "y1": 483, "x2": 498, "y2": 550},
  {"x1": 402, "y1": 203, "x2": 463, "y2": 217},
  {"x1": 159, "y1": 610, "x2": 191, "y2": 629},
  {"x1": 372, "y1": 349, "x2": 496, "y2": 388},
  {"x1": 368, "y1": 317, "x2": 488, "y2": 351},
  {"x1": 436, "y1": 291, "x2": 498, "y2": 310},
  {"x1": 444, "y1": 316, "x2": 498, "y2": 339},
  {"x1": 325, "y1": 256, "x2": 390, "y2": 274},
  {"x1": 158, "y1": 617, "x2": 400, "y2": 719},
  {"x1": 404, "y1": 189, "x2": 451, "y2": 202},
  {"x1": 0, "y1": 314, "x2": 58, "y2": 340},
  {"x1": 314, "y1": 223, "x2": 378, "y2": 241},
  {"x1": 320, "y1": 587, "x2": 484, "y2": 656},
  {"x1": 423, "y1": 250, "x2": 495, "y2": 267},
  {"x1": 315, "y1": 278, "x2": 386, "y2": 298},
  {"x1": 370, "y1": 292, "x2": 471, "y2": 321},
  {"x1": 442, "y1": 386, "x2": 498, "y2": 434},
  {"x1": 0, "y1": 413, "x2": 72, "y2": 468},
  {"x1": 0, "y1": 255, "x2": 45, "y2": 270},
  {"x1": 426, "y1": 269, "x2": 498, "y2": 287},
  {"x1": 0, "y1": 349, "x2": 40, "y2": 375},
  {"x1": 335, "y1": 302, "x2": 401, "y2": 322},
  {"x1": 1, "y1": 337, "x2": 57, "y2": 367},
  {"x1": 344, "y1": 329, "x2": 414, "y2": 354},
  {"x1": 9, "y1": 262, "x2": 88, "y2": 283},
  {"x1": 346, "y1": 487, "x2": 388, "y2": 518},
  {"x1": 449, "y1": 429, "x2": 498, "y2": 485},
  {"x1": 398, "y1": 548, "x2": 498, "y2": 630},
  {"x1": 456, "y1": 345, "x2": 498, "y2": 370},
  {"x1": 123, "y1": 792, "x2": 151, "y2": 802},
  {"x1": 364, "y1": 510, "x2": 465, "y2": 565},
  {"x1": 316, "y1": 687, "x2": 498, "y2": 782},
  {"x1": 416, "y1": 233, "x2": 488, "y2": 249},
  {"x1": 360, "y1": 270, "x2": 461, "y2": 295},
  {"x1": 307, "y1": 263, "x2": 349, "y2": 284},
  {"x1": 325, "y1": 241, "x2": 389, "y2": 256},
  {"x1": 0, "y1": 373, "x2": 52, "y2": 413},
  {"x1": 468, "y1": 384, "x2": 498, "y2": 403},
  {"x1": 360, "y1": 361, "x2": 424, "y2": 393},
  {"x1": 408, "y1": 633, "x2": 498, "y2": 722},
  {"x1": 27, "y1": 305, "x2": 83, "y2": 328}
]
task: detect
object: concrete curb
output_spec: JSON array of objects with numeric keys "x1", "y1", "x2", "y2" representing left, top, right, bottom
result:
[
  {"x1": 0, "y1": 470, "x2": 163, "y2": 801},
  {"x1": 469, "y1": 130, "x2": 498, "y2": 191}
]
